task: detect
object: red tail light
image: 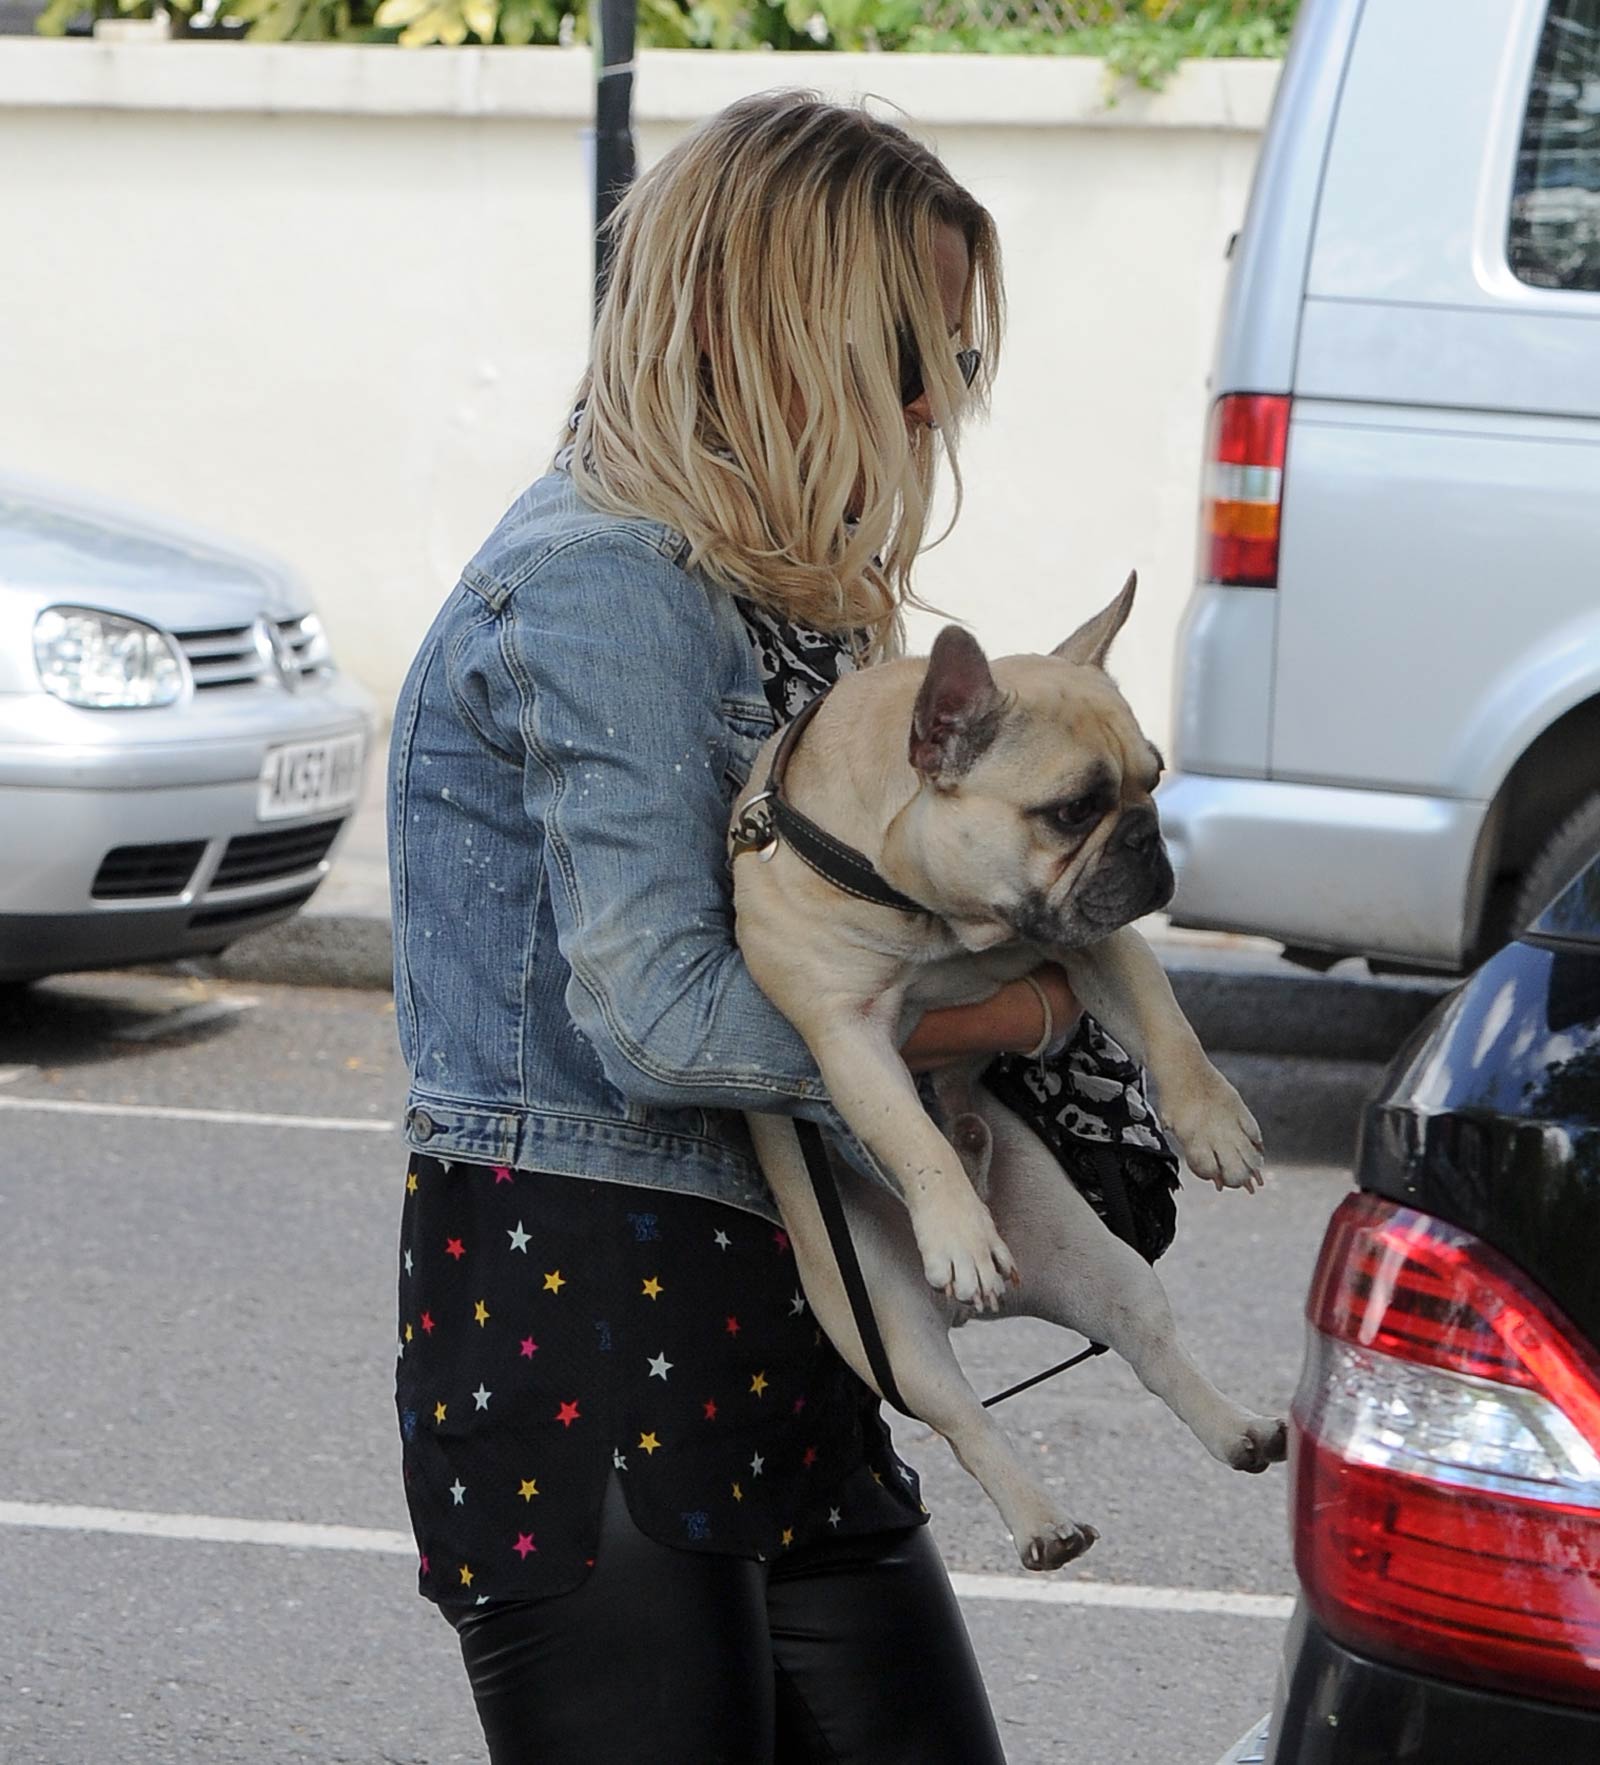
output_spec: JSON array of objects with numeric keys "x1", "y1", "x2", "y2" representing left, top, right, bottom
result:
[
  {"x1": 1293, "y1": 1194, "x2": 1600, "y2": 1708},
  {"x1": 1202, "y1": 394, "x2": 1289, "y2": 588}
]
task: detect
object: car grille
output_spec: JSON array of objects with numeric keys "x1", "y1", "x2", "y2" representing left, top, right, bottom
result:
[
  {"x1": 210, "y1": 819, "x2": 342, "y2": 890},
  {"x1": 274, "y1": 613, "x2": 333, "y2": 683},
  {"x1": 189, "y1": 886, "x2": 317, "y2": 932},
  {"x1": 174, "y1": 614, "x2": 330, "y2": 691},
  {"x1": 91, "y1": 840, "x2": 208, "y2": 900}
]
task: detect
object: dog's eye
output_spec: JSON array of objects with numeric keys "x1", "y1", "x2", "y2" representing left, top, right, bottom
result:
[{"x1": 1051, "y1": 794, "x2": 1101, "y2": 833}]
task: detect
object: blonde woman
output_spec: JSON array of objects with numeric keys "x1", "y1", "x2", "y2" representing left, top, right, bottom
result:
[{"x1": 390, "y1": 91, "x2": 1084, "y2": 1762}]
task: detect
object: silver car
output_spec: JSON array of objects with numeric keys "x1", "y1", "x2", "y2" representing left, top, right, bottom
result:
[
  {"x1": 1161, "y1": 0, "x2": 1600, "y2": 976},
  {"x1": 0, "y1": 471, "x2": 375, "y2": 982}
]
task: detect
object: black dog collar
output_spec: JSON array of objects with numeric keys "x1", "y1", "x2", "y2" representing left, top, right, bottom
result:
[{"x1": 730, "y1": 689, "x2": 929, "y2": 916}]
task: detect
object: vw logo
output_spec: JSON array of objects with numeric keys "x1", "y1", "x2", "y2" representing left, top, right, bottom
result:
[{"x1": 254, "y1": 616, "x2": 302, "y2": 692}]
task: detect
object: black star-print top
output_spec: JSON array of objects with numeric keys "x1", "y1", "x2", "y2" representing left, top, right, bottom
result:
[{"x1": 397, "y1": 1153, "x2": 924, "y2": 1609}]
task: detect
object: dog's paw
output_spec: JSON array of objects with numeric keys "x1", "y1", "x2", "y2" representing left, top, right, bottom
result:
[
  {"x1": 1019, "y1": 1520, "x2": 1098, "y2": 1572},
  {"x1": 917, "y1": 1195, "x2": 1016, "y2": 1312},
  {"x1": 1167, "y1": 1075, "x2": 1265, "y2": 1193},
  {"x1": 1225, "y1": 1416, "x2": 1289, "y2": 1474}
]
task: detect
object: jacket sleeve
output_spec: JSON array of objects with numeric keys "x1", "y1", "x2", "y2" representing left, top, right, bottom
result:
[{"x1": 467, "y1": 528, "x2": 855, "y2": 1126}]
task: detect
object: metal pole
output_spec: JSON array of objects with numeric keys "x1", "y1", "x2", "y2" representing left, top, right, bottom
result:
[{"x1": 593, "y1": 0, "x2": 637, "y2": 321}]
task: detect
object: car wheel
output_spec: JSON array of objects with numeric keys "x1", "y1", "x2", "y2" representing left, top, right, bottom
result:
[{"x1": 1514, "y1": 792, "x2": 1600, "y2": 932}]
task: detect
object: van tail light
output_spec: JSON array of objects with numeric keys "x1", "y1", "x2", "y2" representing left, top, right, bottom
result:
[
  {"x1": 1202, "y1": 394, "x2": 1289, "y2": 587},
  {"x1": 1293, "y1": 1193, "x2": 1600, "y2": 1708}
]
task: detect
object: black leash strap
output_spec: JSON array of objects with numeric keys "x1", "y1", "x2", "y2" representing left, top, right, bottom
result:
[
  {"x1": 797, "y1": 1126, "x2": 1148, "y2": 1420},
  {"x1": 795, "y1": 1121, "x2": 913, "y2": 1417},
  {"x1": 982, "y1": 1342, "x2": 1107, "y2": 1408}
]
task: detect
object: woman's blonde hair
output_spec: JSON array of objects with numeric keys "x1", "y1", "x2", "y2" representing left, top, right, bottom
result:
[{"x1": 566, "y1": 90, "x2": 1003, "y2": 655}]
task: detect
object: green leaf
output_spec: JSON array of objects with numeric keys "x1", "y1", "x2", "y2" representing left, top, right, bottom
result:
[
  {"x1": 373, "y1": 0, "x2": 429, "y2": 26},
  {"x1": 33, "y1": 0, "x2": 84, "y2": 33},
  {"x1": 461, "y1": 0, "x2": 497, "y2": 37}
]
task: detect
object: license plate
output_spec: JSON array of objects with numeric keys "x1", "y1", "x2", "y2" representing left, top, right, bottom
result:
[{"x1": 257, "y1": 734, "x2": 365, "y2": 822}]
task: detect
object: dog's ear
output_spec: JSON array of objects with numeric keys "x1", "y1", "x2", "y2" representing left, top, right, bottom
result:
[
  {"x1": 1053, "y1": 570, "x2": 1137, "y2": 669},
  {"x1": 910, "y1": 626, "x2": 1005, "y2": 782}
]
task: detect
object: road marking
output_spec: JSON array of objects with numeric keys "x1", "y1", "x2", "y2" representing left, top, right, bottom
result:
[
  {"x1": 0, "y1": 1065, "x2": 35, "y2": 1085},
  {"x1": 0, "y1": 1097, "x2": 393, "y2": 1134},
  {"x1": 947, "y1": 1570, "x2": 1293, "y2": 1620},
  {"x1": 109, "y1": 997, "x2": 259, "y2": 1043},
  {"x1": 0, "y1": 1501, "x2": 413, "y2": 1556},
  {"x1": 0, "y1": 1499, "x2": 1293, "y2": 1617}
]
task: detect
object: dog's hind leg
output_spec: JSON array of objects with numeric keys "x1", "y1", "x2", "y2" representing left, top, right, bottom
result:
[
  {"x1": 748, "y1": 1114, "x2": 1098, "y2": 1571},
  {"x1": 979, "y1": 1097, "x2": 1287, "y2": 1474}
]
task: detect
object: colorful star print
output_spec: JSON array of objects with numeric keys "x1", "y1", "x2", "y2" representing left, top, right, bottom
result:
[{"x1": 396, "y1": 1152, "x2": 925, "y2": 1608}]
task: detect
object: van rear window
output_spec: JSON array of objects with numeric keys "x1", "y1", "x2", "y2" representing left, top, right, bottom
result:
[{"x1": 1509, "y1": 0, "x2": 1600, "y2": 292}]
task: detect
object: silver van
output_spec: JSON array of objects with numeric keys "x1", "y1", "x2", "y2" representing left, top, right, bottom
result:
[{"x1": 1160, "y1": 0, "x2": 1600, "y2": 976}]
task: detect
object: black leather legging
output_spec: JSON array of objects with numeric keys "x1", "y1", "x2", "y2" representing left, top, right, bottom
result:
[{"x1": 450, "y1": 1474, "x2": 1008, "y2": 1764}]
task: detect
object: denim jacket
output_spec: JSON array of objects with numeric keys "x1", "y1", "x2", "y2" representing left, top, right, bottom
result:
[{"x1": 388, "y1": 469, "x2": 861, "y2": 1223}]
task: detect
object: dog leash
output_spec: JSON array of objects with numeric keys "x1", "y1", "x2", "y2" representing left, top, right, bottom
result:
[
  {"x1": 796, "y1": 1119, "x2": 1138, "y2": 1417},
  {"x1": 795, "y1": 1120, "x2": 914, "y2": 1416}
]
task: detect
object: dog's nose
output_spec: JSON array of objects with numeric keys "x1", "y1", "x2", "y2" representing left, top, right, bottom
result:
[{"x1": 1114, "y1": 807, "x2": 1160, "y2": 854}]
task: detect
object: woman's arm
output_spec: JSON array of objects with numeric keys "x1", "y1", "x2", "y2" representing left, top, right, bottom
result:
[
  {"x1": 455, "y1": 529, "x2": 860, "y2": 1123},
  {"x1": 902, "y1": 965, "x2": 1081, "y2": 1074}
]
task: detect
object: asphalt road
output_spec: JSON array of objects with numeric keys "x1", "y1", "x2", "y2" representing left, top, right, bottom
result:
[{"x1": 0, "y1": 971, "x2": 1379, "y2": 1765}]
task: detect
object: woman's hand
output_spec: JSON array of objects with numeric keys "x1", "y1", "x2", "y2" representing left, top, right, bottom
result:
[{"x1": 901, "y1": 963, "x2": 1081, "y2": 1074}]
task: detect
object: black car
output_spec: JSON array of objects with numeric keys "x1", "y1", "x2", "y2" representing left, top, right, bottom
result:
[{"x1": 1219, "y1": 852, "x2": 1600, "y2": 1763}]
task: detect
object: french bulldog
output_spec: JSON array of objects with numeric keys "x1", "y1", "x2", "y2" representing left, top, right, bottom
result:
[{"x1": 732, "y1": 575, "x2": 1286, "y2": 1570}]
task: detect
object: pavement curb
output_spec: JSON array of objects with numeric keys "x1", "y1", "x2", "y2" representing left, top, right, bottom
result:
[{"x1": 202, "y1": 908, "x2": 1453, "y2": 1064}]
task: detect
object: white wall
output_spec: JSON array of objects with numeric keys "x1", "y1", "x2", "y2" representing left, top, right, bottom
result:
[{"x1": 0, "y1": 42, "x2": 1275, "y2": 747}]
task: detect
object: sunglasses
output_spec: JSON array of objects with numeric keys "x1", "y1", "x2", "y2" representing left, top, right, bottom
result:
[{"x1": 897, "y1": 333, "x2": 982, "y2": 409}]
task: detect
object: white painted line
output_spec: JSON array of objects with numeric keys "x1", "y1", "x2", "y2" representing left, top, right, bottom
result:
[
  {"x1": 110, "y1": 997, "x2": 259, "y2": 1043},
  {"x1": 0, "y1": 1501, "x2": 414, "y2": 1556},
  {"x1": 0, "y1": 1498, "x2": 1293, "y2": 1617},
  {"x1": 0, "y1": 1097, "x2": 394, "y2": 1134},
  {"x1": 0, "y1": 1065, "x2": 35, "y2": 1085},
  {"x1": 948, "y1": 1570, "x2": 1293, "y2": 1620}
]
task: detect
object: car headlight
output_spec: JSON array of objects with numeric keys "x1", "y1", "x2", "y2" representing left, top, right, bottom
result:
[{"x1": 33, "y1": 605, "x2": 184, "y2": 709}]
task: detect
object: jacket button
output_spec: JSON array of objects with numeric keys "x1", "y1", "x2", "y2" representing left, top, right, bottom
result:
[{"x1": 410, "y1": 1109, "x2": 435, "y2": 1141}]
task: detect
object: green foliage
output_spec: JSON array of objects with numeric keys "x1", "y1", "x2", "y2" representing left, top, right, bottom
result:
[{"x1": 35, "y1": 0, "x2": 1296, "y2": 75}]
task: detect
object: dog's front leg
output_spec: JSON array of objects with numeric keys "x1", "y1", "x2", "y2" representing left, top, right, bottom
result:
[
  {"x1": 807, "y1": 1014, "x2": 1017, "y2": 1309},
  {"x1": 749, "y1": 1115, "x2": 1096, "y2": 1570},
  {"x1": 1056, "y1": 927, "x2": 1264, "y2": 1191}
]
